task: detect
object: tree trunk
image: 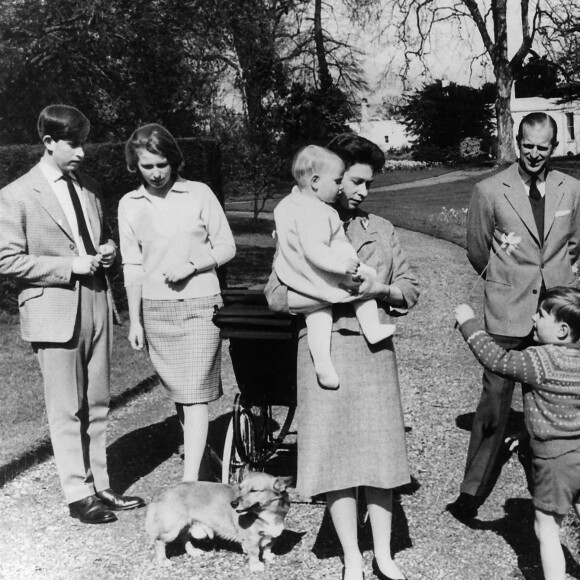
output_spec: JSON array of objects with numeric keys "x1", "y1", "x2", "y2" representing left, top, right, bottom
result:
[
  {"x1": 494, "y1": 64, "x2": 517, "y2": 164},
  {"x1": 314, "y1": 0, "x2": 333, "y2": 93}
]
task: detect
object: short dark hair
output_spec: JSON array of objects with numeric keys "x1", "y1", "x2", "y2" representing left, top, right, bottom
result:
[
  {"x1": 516, "y1": 112, "x2": 558, "y2": 146},
  {"x1": 540, "y1": 286, "x2": 580, "y2": 341},
  {"x1": 125, "y1": 124, "x2": 183, "y2": 174},
  {"x1": 37, "y1": 105, "x2": 90, "y2": 143},
  {"x1": 327, "y1": 133, "x2": 385, "y2": 174}
]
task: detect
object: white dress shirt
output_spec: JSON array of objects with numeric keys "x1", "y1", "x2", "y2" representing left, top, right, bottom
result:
[
  {"x1": 520, "y1": 168, "x2": 547, "y2": 199},
  {"x1": 39, "y1": 161, "x2": 96, "y2": 256}
]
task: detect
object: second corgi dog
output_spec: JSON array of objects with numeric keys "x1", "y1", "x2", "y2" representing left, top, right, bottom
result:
[{"x1": 145, "y1": 471, "x2": 293, "y2": 571}]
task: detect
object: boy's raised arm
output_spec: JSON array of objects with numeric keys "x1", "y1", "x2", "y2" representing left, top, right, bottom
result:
[{"x1": 455, "y1": 307, "x2": 544, "y2": 388}]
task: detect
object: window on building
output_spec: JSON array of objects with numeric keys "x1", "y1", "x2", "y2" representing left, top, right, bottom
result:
[
  {"x1": 384, "y1": 136, "x2": 389, "y2": 143},
  {"x1": 566, "y1": 113, "x2": 575, "y2": 141}
]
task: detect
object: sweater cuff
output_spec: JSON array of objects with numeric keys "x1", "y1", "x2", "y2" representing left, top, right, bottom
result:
[{"x1": 459, "y1": 318, "x2": 484, "y2": 341}]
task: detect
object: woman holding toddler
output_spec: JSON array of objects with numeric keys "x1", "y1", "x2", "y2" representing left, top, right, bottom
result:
[{"x1": 266, "y1": 134, "x2": 419, "y2": 580}]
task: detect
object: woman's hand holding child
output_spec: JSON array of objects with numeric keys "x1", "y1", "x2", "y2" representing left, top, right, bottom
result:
[{"x1": 345, "y1": 258, "x2": 360, "y2": 275}]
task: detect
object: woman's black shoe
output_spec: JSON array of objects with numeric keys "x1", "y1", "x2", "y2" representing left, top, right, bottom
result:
[{"x1": 371, "y1": 558, "x2": 406, "y2": 580}]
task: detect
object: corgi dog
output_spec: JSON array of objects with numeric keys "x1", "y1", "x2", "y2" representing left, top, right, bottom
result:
[{"x1": 145, "y1": 471, "x2": 293, "y2": 571}]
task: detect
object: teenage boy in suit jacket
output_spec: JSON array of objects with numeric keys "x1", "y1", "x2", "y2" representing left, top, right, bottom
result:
[
  {"x1": 447, "y1": 112, "x2": 580, "y2": 521},
  {"x1": 0, "y1": 105, "x2": 144, "y2": 524}
]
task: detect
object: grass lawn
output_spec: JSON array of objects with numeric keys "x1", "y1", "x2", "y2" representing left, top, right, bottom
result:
[
  {"x1": 0, "y1": 315, "x2": 156, "y2": 466},
  {"x1": 365, "y1": 170, "x2": 495, "y2": 247},
  {"x1": 363, "y1": 158, "x2": 580, "y2": 249}
]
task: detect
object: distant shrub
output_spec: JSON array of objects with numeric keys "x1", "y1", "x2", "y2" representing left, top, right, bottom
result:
[
  {"x1": 383, "y1": 159, "x2": 442, "y2": 172},
  {"x1": 385, "y1": 145, "x2": 413, "y2": 159},
  {"x1": 459, "y1": 137, "x2": 484, "y2": 160},
  {"x1": 439, "y1": 206, "x2": 468, "y2": 225},
  {"x1": 411, "y1": 144, "x2": 459, "y2": 164}
]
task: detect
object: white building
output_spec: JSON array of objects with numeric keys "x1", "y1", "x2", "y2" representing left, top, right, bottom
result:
[
  {"x1": 511, "y1": 90, "x2": 580, "y2": 157},
  {"x1": 347, "y1": 98, "x2": 413, "y2": 152}
]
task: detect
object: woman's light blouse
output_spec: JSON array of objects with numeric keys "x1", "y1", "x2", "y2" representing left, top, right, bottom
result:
[{"x1": 118, "y1": 177, "x2": 235, "y2": 300}]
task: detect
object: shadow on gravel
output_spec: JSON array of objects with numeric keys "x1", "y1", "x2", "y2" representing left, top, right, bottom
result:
[
  {"x1": 455, "y1": 409, "x2": 526, "y2": 436},
  {"x1": 163, "y1": 528, "x2": 306, "y2": 562},
  {"x1": 472, "y1": 498, "x2": 580, "y2": 580},
  {"x1": 0, "y1": 374, "x2": 160, "y2": 489},
  {"x1": 108, "y1": 410, "x2": 246, "y2": 492},
  {"x1": 108, "y1": 414, "x2": 182, "y2": 493}
]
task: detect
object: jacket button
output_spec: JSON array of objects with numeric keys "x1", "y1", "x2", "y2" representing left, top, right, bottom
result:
[
  {"x1": 70, "y1": 244, "x2": 75, "y2": 250},
  {"x1": 532, "y1": 289, "x2": 538, "y2": 294}
]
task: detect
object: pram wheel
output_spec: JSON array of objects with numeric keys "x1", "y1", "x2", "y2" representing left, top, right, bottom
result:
[
  {"x1": 222, "y1": 400, "x2": 254, "y2": 484},
  {"x1": 221, "y1": 392, "x2": 295, "y2": 484},
  {"x1": 214, "y1": 289, "x2": 297, "y2": 483}
]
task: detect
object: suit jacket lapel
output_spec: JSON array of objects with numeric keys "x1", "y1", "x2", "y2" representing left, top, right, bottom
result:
[
  {"x1": 543, "y1": 169, "x2": 565, "y2": 242},
  {"x1": 503, "y1": 163, "x2": 541, "y2": 246},
  {"x1": 29, "y1": 164, "x2": 75, "y2": 241}
]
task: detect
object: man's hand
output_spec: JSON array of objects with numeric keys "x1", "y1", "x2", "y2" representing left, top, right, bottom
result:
[
  {"x1": 455, "y1": 304, "x2": 475, "y2": 326},
  {"x1": 98, "y1": 244, "x2": 116, "y2": 268},
  {"x1": 163, "y1": 262, "x2": 196, "y2": 284},
  {"x1": 72, "y1": 255, "x2": 102, "y2": 275}
]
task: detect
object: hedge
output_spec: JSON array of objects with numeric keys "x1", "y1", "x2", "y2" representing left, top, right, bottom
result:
[{"x1": 0, "y1": 138, "x2": 222, "y2": 314}]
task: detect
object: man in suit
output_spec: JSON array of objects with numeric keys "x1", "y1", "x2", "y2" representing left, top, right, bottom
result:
[
  {"x1": 0, "y1": 105, "x2": 144, "y2": 524},
  {"x1": 447, "y1": 112, "x2": 580, "y2": 521}
]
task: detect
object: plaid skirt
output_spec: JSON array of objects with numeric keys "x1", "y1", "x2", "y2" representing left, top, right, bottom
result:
[{"x1": 142, "y1": 294, "x2": 223, "y2": 404}]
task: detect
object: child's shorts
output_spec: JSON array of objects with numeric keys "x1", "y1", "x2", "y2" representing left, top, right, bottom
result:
[{"x1": 532, "y1": 447, "x2": 580, "y2": 515}]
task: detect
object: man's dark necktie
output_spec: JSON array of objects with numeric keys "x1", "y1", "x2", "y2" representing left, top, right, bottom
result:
[
  {"x1": 61, "y1": 173, "x2": 97, "y2": 255},
  {"x1": 529, "y1": 176, "x2": 545, "y2": 245},
  {"x1": 529, "y1": 176, "x2": 542, "y2": 201}
]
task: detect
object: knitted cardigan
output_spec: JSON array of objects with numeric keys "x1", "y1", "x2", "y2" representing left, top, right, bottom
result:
[{"x1": 460, "y1": 318, "x2": 580, "y2": 458}]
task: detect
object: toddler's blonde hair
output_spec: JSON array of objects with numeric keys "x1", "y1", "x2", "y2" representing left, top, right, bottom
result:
[{"x1": 291, "y1": 145, "x2": 343, "y2": 189}]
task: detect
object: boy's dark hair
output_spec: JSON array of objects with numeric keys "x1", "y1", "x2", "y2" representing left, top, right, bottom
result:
[
  {"x1": 37, "y1": 105, "x2": 90, "y2": 143},
  {"x1": 327, "y1": 133, "x2": 385, "y2": 174},
  {"x1": 125, "y1": 123, "x2": 183, "y2": 175},
  {"x1": 541, "y1": 286, "x2": 580, "y2": 340}
]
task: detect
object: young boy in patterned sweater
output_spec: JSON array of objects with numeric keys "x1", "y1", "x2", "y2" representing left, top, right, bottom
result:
[{"x1": 455, "y1": 287, "x2": 580, "y2": 580}]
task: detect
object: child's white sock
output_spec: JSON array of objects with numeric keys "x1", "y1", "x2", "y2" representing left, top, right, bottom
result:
[
  {"x1": 304, "y1": 307, "x2": 340, "y2": 389},
  {"x1": 354, "y1": 299, "x2": 396, "y2": 344}
]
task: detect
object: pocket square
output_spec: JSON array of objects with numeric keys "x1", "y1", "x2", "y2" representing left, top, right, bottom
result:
[{"x1": 555, "y1": 210, "x2": 571, "y2": 217}]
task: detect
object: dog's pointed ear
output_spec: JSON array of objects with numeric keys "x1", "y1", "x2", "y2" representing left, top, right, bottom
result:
[{"x1": 273, "y1": 476, "x2": 294, "y2": 492}]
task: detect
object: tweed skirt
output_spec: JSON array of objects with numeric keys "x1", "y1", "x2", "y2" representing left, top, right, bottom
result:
[
  {"x1": 142, "y1": 295, "x2": 223, "y2": 404},
  {"x1": 297, "y1": 329, "x2": 410, "y2": 499}
]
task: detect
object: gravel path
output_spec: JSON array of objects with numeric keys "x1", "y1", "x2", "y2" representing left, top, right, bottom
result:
[{"x1": 2, "y1": 228, "x2": 579, "y2": 580}]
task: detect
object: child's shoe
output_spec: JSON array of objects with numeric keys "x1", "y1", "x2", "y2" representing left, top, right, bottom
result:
[
  {"x1": 315, "y1": 363, "x2": 340, "y2": 390},
  {"x1": 364, "y1": 324, "x2": 396, "y2": 344}
]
